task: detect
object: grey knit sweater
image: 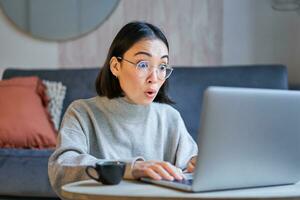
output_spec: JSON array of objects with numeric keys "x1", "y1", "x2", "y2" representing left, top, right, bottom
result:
[{"x1": 48, "y1": 96, "x2": 198, "y2": 197}]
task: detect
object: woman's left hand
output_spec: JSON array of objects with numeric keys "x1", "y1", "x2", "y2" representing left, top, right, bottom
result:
[{"x1": 186, "y1": 156, "x2": 197, "y2": 173}]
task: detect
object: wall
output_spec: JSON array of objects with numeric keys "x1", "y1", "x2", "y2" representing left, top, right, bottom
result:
[
  {"x1": 0, "y1": 0, "x2": 300, "y2": 85},
  {"x1": 223, "y1": 0, "x2": 300, "y2": 85},
  {"x1": 0, "y1": 5, "x2": 58, "y2": 77},
  {"x1": 0, "y1": 0, "x2": 222, "y2": 79},
  {"x1": 58, "y1": 0, "x2": 222, "y2": 67}
]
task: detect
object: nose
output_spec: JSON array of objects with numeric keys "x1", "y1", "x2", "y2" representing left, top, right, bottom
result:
[{"x1": 147, "y1": 67, "x2": 159, "y2": 83}]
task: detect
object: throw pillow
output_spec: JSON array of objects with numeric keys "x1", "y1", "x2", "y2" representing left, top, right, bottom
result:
[
  {"x1": 43, "y1": 80, "x2": 67, "y2": 130},
  {"x1": 0, "y1": 76, "x2": 57, "y2": 148}
]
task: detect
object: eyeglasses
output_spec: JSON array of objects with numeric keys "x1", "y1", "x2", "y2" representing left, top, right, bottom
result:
[{"x1": 117, "y1": 57, "x2": 173, "y2": 80}]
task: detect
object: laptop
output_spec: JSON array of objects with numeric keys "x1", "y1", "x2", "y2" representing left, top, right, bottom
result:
[{"x1": 141, "y1": 86, "x2": 300, "y2": 192}]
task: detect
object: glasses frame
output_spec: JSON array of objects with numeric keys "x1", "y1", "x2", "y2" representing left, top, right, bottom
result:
[{"x1": 117, "y1": 57, "x2": 173, "y2": 80}]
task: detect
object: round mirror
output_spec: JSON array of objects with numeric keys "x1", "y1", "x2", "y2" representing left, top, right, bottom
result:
[{"x1": 0, "y1": 0, "x2": 119, "y2": 41}]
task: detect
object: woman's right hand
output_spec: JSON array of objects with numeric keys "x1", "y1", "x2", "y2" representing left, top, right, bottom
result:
[{"x1": 131, "y1": 160, "x2": 184, "y2": 181}]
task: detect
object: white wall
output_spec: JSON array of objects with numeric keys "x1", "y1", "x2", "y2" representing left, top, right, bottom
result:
[
  {"x1": 0, "y1": 8, "x2": 58, "y2": 79},
  {"x1": 223, "y1": 0, "x2": 300, "y2": 85},
  {"x1": 58, "y1": 0, "x2": 222, "y2": 67},
  {"x1": 0, "y1": 0, "x2": 222, "y2": 79}
]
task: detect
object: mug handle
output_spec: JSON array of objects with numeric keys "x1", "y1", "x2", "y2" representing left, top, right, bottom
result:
[{"x1": 85, "y1": 166, "x2": 100, "y2": 182}]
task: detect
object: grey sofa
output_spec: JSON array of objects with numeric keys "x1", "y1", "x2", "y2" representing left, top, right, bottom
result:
[{"x1": 0, "y1": 65, "x2": 288, "y2": 199}]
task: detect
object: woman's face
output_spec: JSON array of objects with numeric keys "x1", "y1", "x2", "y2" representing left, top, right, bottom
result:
[{"x1": 110, "y1": 39, "x2": 169, "y2": 105}]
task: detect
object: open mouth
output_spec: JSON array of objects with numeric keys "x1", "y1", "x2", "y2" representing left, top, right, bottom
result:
[
  {"x1": 147, "y1": 91, "x2": 155, "y2": 95},
  {"x1": 145, "y1": 90, "x2": 156, "y2": 98}
]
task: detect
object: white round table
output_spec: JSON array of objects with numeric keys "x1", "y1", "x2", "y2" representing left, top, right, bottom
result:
[{"x1": 61, "y1": 179, "x2": 300, "y2": 200}]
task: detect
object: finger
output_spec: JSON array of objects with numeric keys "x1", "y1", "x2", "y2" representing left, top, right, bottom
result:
[
  {"x1": 151, "y1": 164, "x2": 174, "y2": 181},
  {"x1": 187, "y1": 161, "x2": 195, "y2": 173},
  {"x1": 161, "y1": 162, "x2": 184, "y2": 180},
  {"x1": 131, "y1": 161, "x2": 160, "y2": 180},
  {"x1": 176, "y1": 168, "x2": 188, "y2": 179},
  {"x1": 145, "y1": 168, "x2": 162, "y2": 180},
  {"x1": 191, "y1": 157, "x2": 197, "y2": 165}
]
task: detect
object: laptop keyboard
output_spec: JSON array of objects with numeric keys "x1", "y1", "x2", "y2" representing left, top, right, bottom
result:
[
  {"x1": 172, "y1": 178, "x2": 193, "y2": 186},
  {"x1": 172, "y1": 172, "x2": 194, "y2": 185}
]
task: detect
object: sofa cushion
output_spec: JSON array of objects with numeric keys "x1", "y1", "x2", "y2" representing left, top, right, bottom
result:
[
  {"x1": 2, "y1": 68, "x2": 100, "y2": 117},
  {"x1": 0, "y1": 148, "x2": 56, "y2": 197},
  {"x1": 0, "y1": 77, "x2": 57, "y2": 148},
  {"x1": 43, "y1": 80, "x2": 67, "y2": 130}
]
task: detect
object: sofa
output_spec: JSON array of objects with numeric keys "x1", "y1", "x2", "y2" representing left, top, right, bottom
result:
[{"x1": 0, "y1": 64, "x2": 288, "y2": 199}]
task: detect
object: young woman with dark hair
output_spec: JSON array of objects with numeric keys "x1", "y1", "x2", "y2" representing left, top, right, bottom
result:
[
  {"x1": 95, "y1": 21, "x2": 173, "y2": 103},
  {"x1": 48, "y1": 21, "x2": 198, "y2": 197}
]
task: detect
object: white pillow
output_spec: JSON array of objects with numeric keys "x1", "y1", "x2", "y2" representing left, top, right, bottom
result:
[{"x1": 43, "y1": 80, "x2": 67, "y2": 130}]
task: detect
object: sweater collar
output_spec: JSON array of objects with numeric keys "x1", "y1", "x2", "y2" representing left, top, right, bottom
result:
[{"x1": 100, "y1": 97, "x2": 150, "y2": 123}]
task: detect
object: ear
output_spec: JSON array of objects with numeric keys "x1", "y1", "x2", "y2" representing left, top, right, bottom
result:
[{"x1": 110, "y1": 56, "x2": 121, "y2": 78}]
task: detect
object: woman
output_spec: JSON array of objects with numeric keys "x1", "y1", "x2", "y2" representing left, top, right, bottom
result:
[{"x1": 48, "y1": 21, "x2": 198, "y2": 196}]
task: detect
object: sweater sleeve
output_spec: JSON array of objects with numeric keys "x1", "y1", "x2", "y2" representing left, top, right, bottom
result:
[
  {"x1": 48, "y1": 102, "x2": 141, "y2": 198},
  {"x1": 173, "y1": 112, "x2": 198, "y2": 169},
  {"x1": 48, "y1": 102, "x2": 99, "y2": 197}
]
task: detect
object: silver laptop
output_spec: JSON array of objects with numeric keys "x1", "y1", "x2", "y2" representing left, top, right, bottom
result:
[{"x1": 141, "y1": 86, "x2": 300, "y2": 192}]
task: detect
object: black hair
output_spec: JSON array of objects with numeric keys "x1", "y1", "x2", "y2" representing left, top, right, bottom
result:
[{"x1": 95, "y1": 21, "x2": 174, "y2": 104}]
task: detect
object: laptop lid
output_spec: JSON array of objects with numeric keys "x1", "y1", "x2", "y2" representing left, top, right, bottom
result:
[{"x1": 192, "y1": 86, "x2": 300, "y2": 192}]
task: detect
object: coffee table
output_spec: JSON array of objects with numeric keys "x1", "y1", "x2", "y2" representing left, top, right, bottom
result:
[{"x1": 61, "y1": 179, "x2": 300, "y2": 200}]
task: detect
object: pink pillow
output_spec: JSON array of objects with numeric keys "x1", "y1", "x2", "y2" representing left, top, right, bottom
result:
[{"x1": 0, "y1": 76, "x2": 57, "y2": 148}]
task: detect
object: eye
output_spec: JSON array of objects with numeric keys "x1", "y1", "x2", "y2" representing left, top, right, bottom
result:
[
  {"x1": 136, "y1": 61, "x2": 149, "y2": 69},
  {"x1": 158, "y1": 64, "x2": 167, "y2": 71}
]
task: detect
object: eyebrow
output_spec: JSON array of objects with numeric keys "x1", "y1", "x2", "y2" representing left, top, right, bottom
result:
[{"x1": 134, "y1": 51, "x2": 169, "y2": 60}]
